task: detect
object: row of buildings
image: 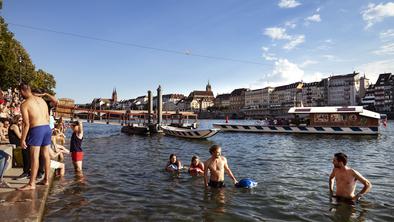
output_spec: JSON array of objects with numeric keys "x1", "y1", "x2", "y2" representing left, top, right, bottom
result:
[{"x1": 88, "y1": 72, "x2": 394, "y2": 118}]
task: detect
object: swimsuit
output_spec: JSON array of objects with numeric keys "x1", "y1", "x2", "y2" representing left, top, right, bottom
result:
[
  {"x1": 70, "y1": 132, "x2": 83, "y2": 161},
  {"x1": 168, "y1": 163, "x2": 178, "y2": 171},
  {"x1": 27, "y1": 125, "x2": 52, "y2": 147},
  {"x1": 208, "y1": 180, "x2": 226, "y2": 188}
]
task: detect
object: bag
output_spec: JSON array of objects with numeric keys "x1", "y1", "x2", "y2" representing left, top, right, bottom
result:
[{"x1": 13, "y1": 147, "x2": 23, "y2": 167}]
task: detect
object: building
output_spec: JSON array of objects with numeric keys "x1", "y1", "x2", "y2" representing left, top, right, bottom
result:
[
  {"x1": 361, "y1": 84, "x2": 375, "y2": 110},
  {"x1": 270, "y1": 82, "x2": 302, "y2": 116},
  {"x1": 162, "y1": 94, "x2": 185, "y2": 111},
  {"x1": 244, "y1": 87, "x2": 274, "y2": 118},
  {"x1": 327, "y1": 72, "x2": 360, "y2": 106},
  {"x1": 374, "y1": 73, "x2": 393, "y2": 113},
  {"x1": 229, "y1": 88, "x2": 248, "y2": 111},
  {"x1": 301, "y1": 81, "x2": 326, "y2": 107},
  {"x1": 91, "y1": 88, "x2": 118, "y2": 109},
  {"x1": 177, "y1": 82, "x2": 214, "y2": 111},
  {"x1": 214, "y1": 93, "x2": 231, "y2": 110}
]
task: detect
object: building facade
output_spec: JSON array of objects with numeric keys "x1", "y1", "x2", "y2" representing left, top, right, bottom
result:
[
  {"x1": 327, "y1": 72, "x2": 360, "y2": 106},
  {"x1": 229, "y1": 88, "x2": 248, "y2": 111},
  {"x1": 374, "y1": 73, "x2": 393, "y2": 113}
]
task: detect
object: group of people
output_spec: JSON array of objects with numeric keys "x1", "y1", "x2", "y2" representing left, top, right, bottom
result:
[
  {"x1": 165, "y1": 145, "x2": 237, "y2": 188},
  {"x1": 0, "y1": 83, "x2": 85, "y2": 190},
  {"x1": 166, "y1": 145, "x2": 372, "y2": 202}
]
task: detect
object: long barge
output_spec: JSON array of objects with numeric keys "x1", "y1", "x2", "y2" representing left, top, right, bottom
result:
[{"x1": 213, "y1": 106, "x2": 382, "y2": 135}]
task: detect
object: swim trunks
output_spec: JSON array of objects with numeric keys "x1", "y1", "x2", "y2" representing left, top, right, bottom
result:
[
  {"x1": 50, "y1": 160, "x2": 62, "y2": 169},
  {"x1": 208, "y1": 180, "x2": 226, "y2": 188},
  {"x1": 71, "y1": 151, "x2": 84, "y2": 162},
  {"x1": 27, "y1": 125, "x2": 52, "y2": 147}
]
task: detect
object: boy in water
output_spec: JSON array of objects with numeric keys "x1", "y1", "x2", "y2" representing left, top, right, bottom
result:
[{"x1": 70, "y1": 121, "x2": 84, "y2": 175}]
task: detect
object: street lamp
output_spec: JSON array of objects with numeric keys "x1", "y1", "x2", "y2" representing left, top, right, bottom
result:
[{"x1": 19, "y1": 56, "x2": 22, "y2": 83}]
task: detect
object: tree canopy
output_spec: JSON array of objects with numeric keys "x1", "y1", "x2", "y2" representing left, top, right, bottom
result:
[{"x1": 0, "y1": 16, "x2": 56, "y2": 94}]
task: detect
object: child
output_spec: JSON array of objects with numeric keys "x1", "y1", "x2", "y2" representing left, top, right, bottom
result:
[
  {"x1": 165, "y1": 154, "x2": 182, "y2": 173},
  {"x1": 48, "y1": 140, "x2": 69, "y2": 177},
  {"x1": 188, "y1": 155, "x2": 204, "y2": 176},
  {"x1": 70, "y1": 121, "x2": 84, "y2": 175}
]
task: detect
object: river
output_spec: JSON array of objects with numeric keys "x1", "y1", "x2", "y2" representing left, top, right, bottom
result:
[{"x1": 44, "y1": 120, "x2": 394, "y2": 221}]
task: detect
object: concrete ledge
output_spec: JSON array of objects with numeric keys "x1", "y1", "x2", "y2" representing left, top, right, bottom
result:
[{"x1": 0, "y1": 168, "x2": 54, "y2": 222}]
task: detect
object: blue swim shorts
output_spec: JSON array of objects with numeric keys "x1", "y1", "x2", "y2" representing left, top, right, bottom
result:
[{"x1": 27, "y1": 125, "x2": 52, "y2": 147}]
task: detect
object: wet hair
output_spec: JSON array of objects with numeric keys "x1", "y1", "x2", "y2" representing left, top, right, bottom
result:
[
  {"x1": 334, "y1": 152, "x2": 348, "y2": 166},
  {"x1": 191, "y1": 155, "x2": 199, "y2": 161},
  {"x1": 209, "y1": 145, "x2": 221, "y2": 154},
  {"x1": 18, "y1": 82, "x2": 31, "y2": 91},
  {"x1": 169, "y1": 154, "x2": 176, "y2": 160}
]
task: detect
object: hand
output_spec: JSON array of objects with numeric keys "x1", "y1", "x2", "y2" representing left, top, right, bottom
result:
[
  {"x1": 33, "y1": 92, "x2": 46, "y2": 97},
  {"x1": 233, "y1": 179, "x2": 238, "y2": 185},
  {"x1": 20, "y1": 140, "x2": 27, "y2": 149},
  {"x1": 353, "y1": 194, "x2": 363, "y2": 201}
]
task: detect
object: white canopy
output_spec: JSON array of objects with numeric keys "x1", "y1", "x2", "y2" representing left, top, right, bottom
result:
[{"x1": 288, "y1": 106, "x2": 381, "y2": 119}]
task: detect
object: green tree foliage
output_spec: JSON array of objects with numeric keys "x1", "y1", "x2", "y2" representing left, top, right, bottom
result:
[{"x1": 0, "y1": 16, "x2": 56, "y2": 94}]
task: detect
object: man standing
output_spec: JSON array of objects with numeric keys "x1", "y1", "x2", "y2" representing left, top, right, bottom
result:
[
  {"x1": 204, "y1": 145, "x2": 237, "y2": 188},
  {"x1": 18, "y1": 83, "x2": 51, "y2": 190},
  {"x1": 329, "y1": 152, "x2": 372, "y2": 201}
]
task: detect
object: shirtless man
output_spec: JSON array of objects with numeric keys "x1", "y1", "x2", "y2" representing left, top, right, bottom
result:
[
  {"x1": 204, "y1": 145, "x2": 237, "y2": 188},
  {"x1": 18, "y1": 83, "x2": 52, "y2": 190},
  {"x1": 329, "y1": 153, "x2": 372, "y2": 201}
]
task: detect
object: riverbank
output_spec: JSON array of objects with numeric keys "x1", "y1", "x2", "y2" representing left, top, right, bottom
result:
[{"x1": 0, "y1": 144, "x2": 54, "y2": 222}]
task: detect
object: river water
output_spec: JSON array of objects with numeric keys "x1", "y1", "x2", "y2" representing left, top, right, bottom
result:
[{"x1": 44, "y1": 120, "x2": 394, "y2": 221}]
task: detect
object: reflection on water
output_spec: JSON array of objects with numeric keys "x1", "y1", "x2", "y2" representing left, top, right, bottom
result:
[{"x1": 44, "y1": 120, "x2": 394, "y2": 221}]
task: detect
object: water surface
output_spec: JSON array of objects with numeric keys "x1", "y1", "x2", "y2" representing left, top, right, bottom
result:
[{"x1": 44, "y1": 120, "x2": 394, "y2": 221}]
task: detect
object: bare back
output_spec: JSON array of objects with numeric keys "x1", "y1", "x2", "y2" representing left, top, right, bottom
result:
[
  {"x1": 206, "y1": 156, "x2": 227, "y2": 182},
  {"x1": 333, "y1": 167, "x2": 357, "y2": 198},
  {"x1": 22, "y1": 96, "x2": 49, "y2": 127}
]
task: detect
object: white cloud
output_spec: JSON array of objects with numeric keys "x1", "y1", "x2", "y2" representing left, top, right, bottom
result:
[
  {"x1": 264, "y1": 27, "x2": 291, "y2": 40},
  {"x1": 316, "y1": 7, "x2": 321, "y2": 12},
  {"x1": 300, "y1": 59, "x2": 318, "y2": 68},
  {"x1": 380, "y1": 29, "x2": 394, "y2": 40},
  {"x1": 261, "y1": 47, "x2": 278, "y2": 61},
  {"x1": 373, "y1": 42, "x2": 394, "y2": 55},
  {"x1": 322, "y1": 54, "x2": 336, "y2": 60},
  {"x1": 361, "y1": 2, "x2": 394, "y2": 29},
  {"x1": 283, "y1": 35, "x2": 305, "y2": 50},
  {"x1": 264, "y1": 27, "x2": 305, "y2": 50},
  {"x1": 285, "y1": 21, "x2": 297, "y2": 29},
  {"x1": 323, "y1": 39, "x2": 333, "y2": 44},
  {"x1": 359, "y1": 59, "x2": 394, "y2": 83},
  {"x1": 266, "y1": 59, "x2": 304, "y2": 85},
  {"x1": 305, "y1": 14, "x2": 321, "y2": 22},
  {"x1": 278, "y1": 0, "x2": 301, "y2": 8}
]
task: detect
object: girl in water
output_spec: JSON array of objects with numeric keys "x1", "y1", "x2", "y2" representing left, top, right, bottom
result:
[
  {"x1": 165, "y1": 154, "x2": 182, "y2": 173},
  {"x1": 188, "y1": 155, "x2": 204, "y2": 176}
]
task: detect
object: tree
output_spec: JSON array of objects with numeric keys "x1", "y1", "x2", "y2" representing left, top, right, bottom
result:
[{"x1": 0, "y1": 16, "x2": 56, "y2": 93}]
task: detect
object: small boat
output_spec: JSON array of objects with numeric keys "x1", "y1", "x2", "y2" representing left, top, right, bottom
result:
[
  {"x1": 161, "y1": 125, "x2": 220, "y2": 139},
  {"x1": 213, "y1": 106, "x2": 382, "y2": 135},
  {"x1": 121, "y1": 124, "x2": 150, "y2": 135}
]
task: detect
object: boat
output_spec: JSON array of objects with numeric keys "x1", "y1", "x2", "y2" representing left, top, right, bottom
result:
[
  {"x1": 161, "y1": 125, "x2": 220, "y2": 139},
  {"x1": 213, "y1": 106, "x2": 382, "y2": 135},
  {"x1": 121, "y1": 123, "x2": 151, "y2": 135}
]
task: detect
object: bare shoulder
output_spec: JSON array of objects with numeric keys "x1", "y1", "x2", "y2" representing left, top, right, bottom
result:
[{"x1": 221, "y1": 156, "x2": 228, "y2": 162}]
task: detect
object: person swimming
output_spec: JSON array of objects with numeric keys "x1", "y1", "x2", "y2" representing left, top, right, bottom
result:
[
  {"x1": 188, "y1": 155, "x2": 204, "y2": 176},
  {"x1": 165, "y1": 154, "x2": 182, "y2": 173}
]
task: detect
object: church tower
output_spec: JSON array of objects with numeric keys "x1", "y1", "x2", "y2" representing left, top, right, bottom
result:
[
  {"x1": 112, "y1": 88, "x2": 118, "y2": 103},
  {"x1": 206, "y1": 81, "x2": 212, "y2": 92}
]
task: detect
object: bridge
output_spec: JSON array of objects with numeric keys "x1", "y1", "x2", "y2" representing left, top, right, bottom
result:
[{"x1": 55, "y1": 105, "x2": 197, "y2": 125}]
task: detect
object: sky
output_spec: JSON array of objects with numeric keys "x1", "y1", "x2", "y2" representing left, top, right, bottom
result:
[{"x1": 2, "y1": 0, "x2": 394, "y2": 103}]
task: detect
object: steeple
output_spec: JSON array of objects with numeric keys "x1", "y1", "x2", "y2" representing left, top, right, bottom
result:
[
  {"x1": 206, "y1": 80, "x2": 212, "y2": 92},
  {"x1": 112, "y1": 87, "x2": 118, "y2": 103}
]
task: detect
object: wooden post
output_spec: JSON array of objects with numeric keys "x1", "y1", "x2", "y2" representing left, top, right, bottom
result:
[{"x1": 107, "y1": 112, "x2": 110, "y2": 124}]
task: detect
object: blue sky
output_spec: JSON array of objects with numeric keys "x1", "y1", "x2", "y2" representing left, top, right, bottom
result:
[{"x1": 2, "y1": 0, "x2": 394, "y2": 103}]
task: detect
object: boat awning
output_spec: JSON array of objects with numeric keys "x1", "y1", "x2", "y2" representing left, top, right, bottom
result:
[{"x1": 288, "y1": 106, "x2": 381, "y2": 119}]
